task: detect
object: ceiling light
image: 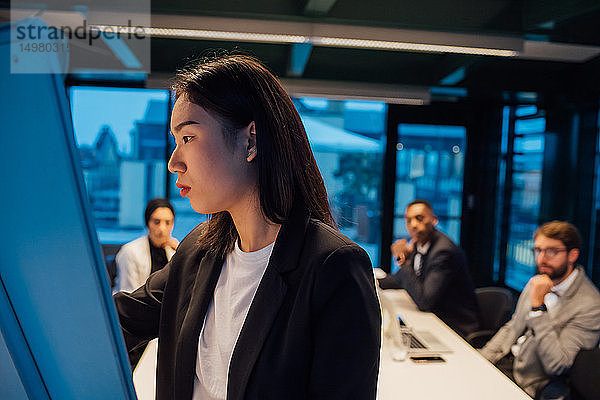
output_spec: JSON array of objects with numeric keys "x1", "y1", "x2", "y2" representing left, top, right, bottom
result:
[
  {"x1": 281, "y1": 79, "x2": 430, "y2": 105},
  {"x1": 294, "y1": 94, "x2": 425, "y2": 105},
  {"x1": 313, "y1": 37, "x2": 518, "y2": 57},
  {"x1": 90, "y1": 22, "x2": 519, "y2": 57},
  {"x1": 90, "y1": 25, "x2": 309, "y2": 44}
]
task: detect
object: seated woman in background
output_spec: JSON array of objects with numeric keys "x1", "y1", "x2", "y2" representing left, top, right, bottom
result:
[
  {"x1": 113, "y1": 198, "x2": 179, "y2": 294},
  {"x1": 113, "y1": 54, "x2": 381, "y2": 400}
]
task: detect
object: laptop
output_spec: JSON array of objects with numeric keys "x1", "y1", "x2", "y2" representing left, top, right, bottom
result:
[{"x1": 378, "y1": 288, "x2": 453, "y2": 355}]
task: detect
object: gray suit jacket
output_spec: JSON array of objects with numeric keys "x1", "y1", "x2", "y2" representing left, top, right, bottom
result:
[{"x1": 480, "y1": 266, "x2": 600, "y2": 396}]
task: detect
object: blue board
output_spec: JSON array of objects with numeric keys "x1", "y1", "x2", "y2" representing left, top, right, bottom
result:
[{"x1": 0, "y1": 20, "x2": 136, "y2": 400}]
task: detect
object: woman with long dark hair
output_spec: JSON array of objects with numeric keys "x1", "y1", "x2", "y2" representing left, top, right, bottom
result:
[{"x1": 114, "y1": 54, "x2": 381, "y2": 400}]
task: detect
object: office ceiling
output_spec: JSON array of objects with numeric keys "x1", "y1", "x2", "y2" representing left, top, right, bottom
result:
[
  {"x1": 146, "y1": 0, "x2": 600, "y2": 98},
  {"x1": 2, "y1": 1, "x2": 600, "y2": 98}
]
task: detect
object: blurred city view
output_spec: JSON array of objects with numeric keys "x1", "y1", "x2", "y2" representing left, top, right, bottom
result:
[
  {"x1": 70, "y1": 87, "x2": 208, "y2": 245},
  {"x1": 69, "y1": 87, "x2": 543, "y2": 289}
]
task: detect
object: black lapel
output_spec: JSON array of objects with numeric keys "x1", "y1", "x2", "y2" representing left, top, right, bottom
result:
[
  {"x1": 418, "y1": 229, "x2": 440, "y2": 275},
  {"x1": 174, "y1": 249, "x2": 224, "y2": 400},
  {"x1": 227, "y1": 202, "x2": 311, "y2": 400}
]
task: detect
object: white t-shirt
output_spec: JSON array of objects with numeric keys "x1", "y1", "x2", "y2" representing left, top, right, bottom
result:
[{"x1": 192, "y1": 240, "x2": 275, "y2": 400}]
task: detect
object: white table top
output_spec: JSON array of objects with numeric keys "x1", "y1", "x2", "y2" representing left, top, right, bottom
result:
[
  {"x1": 377, "y1": 289, "x2": 531, "y2": 400},
  {"x1": 133, "y1": 338, "x2": 158, "y2": 400},
  {"x1": 133, "y1": 290, "x2": 531, "y2": 400}
]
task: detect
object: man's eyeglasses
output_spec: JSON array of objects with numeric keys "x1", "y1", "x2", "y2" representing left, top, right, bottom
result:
[{"x1": 531, "y1": 247, "x2": 568, "y2": 259}]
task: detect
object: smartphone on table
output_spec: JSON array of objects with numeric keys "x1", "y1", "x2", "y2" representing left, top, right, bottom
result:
[{"x1": 409, "y1": 355, "x2": 446, "y2": 363}]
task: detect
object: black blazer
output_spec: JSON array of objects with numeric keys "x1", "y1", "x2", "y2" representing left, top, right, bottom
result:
[
  {"x1": 378, "y1": 229, "x2": 479, "y2": 337},
  {"x1": 114, "y1": 204, "x2": 381, "y2": 400}
]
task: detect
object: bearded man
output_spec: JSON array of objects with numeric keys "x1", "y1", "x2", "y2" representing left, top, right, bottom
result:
[{"x1": 481, "y1": 221, "x2": 600, "y2": 400}]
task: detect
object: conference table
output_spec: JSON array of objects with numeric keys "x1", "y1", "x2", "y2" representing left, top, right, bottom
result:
[
  {"x1": 378, "y1": 289, "x2": 531, "y2": 399},
  {"x1": 132, "y1": 289, "x2": 531, "y2": 399}
]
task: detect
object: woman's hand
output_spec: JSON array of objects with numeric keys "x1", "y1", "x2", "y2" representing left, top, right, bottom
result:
[{"x1": 164, "y1": 237, "x2": 179, "y2": 251}]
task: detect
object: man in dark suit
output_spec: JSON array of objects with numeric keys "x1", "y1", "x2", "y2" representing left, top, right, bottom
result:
[{"x1": 377, "y1": 199, "x2": 480, "y2": 337}]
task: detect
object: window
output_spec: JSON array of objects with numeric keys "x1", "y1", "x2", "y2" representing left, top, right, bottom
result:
[
  {"x1": 591, "y1": 111, "x2": 600, "y2": 282},
  {"x1": 494, "y1": 105, "x2": 545, "y2": 290},
  {"x1": 69, "y1": 86, "x2": 170, "y2": 244},
  {"x1": 294, "y1": 97, "x2": 387, "y2": 267},
  {"x1": 393, "y1": 124, "x2": 466, "y2": 248}
]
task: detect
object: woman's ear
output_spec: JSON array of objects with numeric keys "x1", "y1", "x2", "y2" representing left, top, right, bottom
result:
[{"x1": 246, "y1": 121, "x2": 257, "y2": 162}]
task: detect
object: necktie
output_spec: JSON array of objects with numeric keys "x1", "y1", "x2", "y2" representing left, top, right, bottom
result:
[{"x1": 413, "y1": 249, "x2": 426, "y2": 276}]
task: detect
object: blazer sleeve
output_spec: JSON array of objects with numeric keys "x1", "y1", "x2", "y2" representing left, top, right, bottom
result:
[
  {"x1": 479, "y1": 313, "x2": 519, "y2": 363},
  {"x1": 526, "y1": 296, "x2": 600, "y2": 375},
  {"x1": 396, "y1": 248, "x2": 454, "y2": 311},
  {"x1": 376, "y1": 253, "x2": 415, "y2": 289},
  {"x1": 113, "y1": 262, "x2": 170, "y2": 353},
  {"x1": 480, "y1": 286, "x2": 531, "y2": 363},
  {"x1": 377, "y1": 270, "x2": 404, "y2": 289},
  {"x1": 309, "y1": 244, "x2": 381, "y2": 400}
]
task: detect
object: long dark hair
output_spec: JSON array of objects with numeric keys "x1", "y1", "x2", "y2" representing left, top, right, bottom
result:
[{"x1": 172, "y1": 53, "x2": 334, "y2": 257}]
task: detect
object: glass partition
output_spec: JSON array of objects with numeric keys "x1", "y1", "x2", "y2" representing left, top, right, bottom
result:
[
  {"x1": 494, "y1": 105, "x2": 545, "y2": 290},
  {"x1": 393, "y1": 124, "x2": 466, "y2": 249},
  {"x1": 69, "y1": 86, "x2": 171, "y2": 244},
  {"x1": 293, "y1": 97, "x2": 387, "y2": 267}
]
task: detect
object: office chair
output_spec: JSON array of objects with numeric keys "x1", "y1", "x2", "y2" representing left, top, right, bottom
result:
[
  {"x1": 101, "y1": 244, "x2": 122, "y2": 288},
  {"x1": 467, "y1": 287, "x2": 514, "y2": 348},
  {"x1": 569, "y1": 348, "x2": 600, "y2": 400}
]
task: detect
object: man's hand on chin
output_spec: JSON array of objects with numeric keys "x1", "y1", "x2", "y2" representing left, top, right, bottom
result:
[
  {"x1": 529, "y1": 274, "x2": 554, "y2": 307},
  {"x1": 391, "y1": 239, "x2": 413, "y2": 265}
]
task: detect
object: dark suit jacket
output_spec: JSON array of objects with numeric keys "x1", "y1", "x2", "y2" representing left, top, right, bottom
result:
[
  {"x1": 114, "y1": 204, "x2": 381, "y2": 400},
  {"x1": 378, "y1": 229, "x2": 479, "y2": 337}
]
